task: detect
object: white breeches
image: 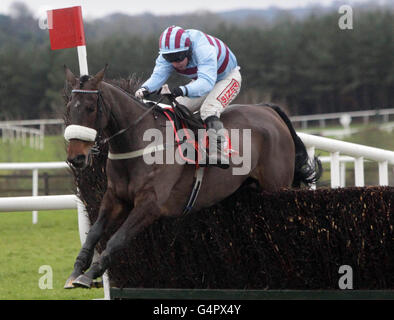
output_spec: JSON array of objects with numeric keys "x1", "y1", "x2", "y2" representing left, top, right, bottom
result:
[{"x1": 176, "y1": 67, "x2": 242, "y2": 121}]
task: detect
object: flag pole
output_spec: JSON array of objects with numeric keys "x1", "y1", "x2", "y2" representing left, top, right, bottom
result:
[{"x1": 77, "y1": 45, "x2": 89, "y2": 76}]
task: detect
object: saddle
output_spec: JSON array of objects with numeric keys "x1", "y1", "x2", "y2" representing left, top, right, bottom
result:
[
  {"x1": 150, "y1": 102, "x2": 207, "y2": 167},
  {"x1": 148, "y1": 101, "x2": 235, "y2": 167}
]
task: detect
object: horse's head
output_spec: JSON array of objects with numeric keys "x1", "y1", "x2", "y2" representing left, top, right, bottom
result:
[{"x1": 64, "y1": 65, "x2": 108, "y2": 169}]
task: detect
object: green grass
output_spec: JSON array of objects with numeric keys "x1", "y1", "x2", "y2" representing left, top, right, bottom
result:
[
  {"x1": 341, "y1": 126, "x2": 394, "y2": 150},
  {"x1": 0, "y1": 209, "x2": 103, "y2": 300},
  {"x1": 0, "y1": 136, "x2": 67, "y2": 163},
  {"x1": 300, "y1": 125, "x2": 394, "y2": 157}
]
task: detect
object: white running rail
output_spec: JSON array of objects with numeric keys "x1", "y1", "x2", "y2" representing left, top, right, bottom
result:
[
  {"x1": 297, "y1": 132, "x2": 394, "y2": 188},
  {"x1": 0, "y1": 162, "x2": 69, "y2": 224},
  {"x1": 0, "y1": 125, "x2": 44, "y2": 149}
]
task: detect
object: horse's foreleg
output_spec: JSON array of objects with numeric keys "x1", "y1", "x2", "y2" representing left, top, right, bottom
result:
[
  {"x1": 72, "y1": 192, "x2": 160, "y2": 288},
  {"x1": 64, "y1": 188, "x2": 126, "y2": 289}
]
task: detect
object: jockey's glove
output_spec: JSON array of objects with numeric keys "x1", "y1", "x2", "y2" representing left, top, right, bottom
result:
[
  {"x1": 135, "y1": 87, "x2": 149, "y2": 99},
  {"x1": 171, "y1": 87, "x2": 184, "y2": 98}
]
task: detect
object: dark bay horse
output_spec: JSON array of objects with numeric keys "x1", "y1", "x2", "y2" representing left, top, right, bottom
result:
[{"x1": 63, "y1": 66, "x2": 321, "y2": 288}]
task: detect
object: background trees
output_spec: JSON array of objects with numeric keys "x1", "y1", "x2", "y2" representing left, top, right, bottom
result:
[{"x1": 0, "y1": 4, "x2": 392, "y2": 120}]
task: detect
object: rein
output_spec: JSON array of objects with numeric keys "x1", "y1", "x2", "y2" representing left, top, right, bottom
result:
[
  {"x1": 100, "y1": 95, "x2": 165, "y2": 145},
  {"x1": 68, "y1": 88, "x2": 160, "y2": 147}
]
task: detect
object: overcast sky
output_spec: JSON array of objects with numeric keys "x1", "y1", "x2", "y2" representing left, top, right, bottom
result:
[{"x1": 0, "y1": 0, "x2": 384, "y2": 19}]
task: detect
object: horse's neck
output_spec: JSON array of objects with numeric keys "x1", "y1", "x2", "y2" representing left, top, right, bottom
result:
[{"x1": 101, "y1": 82, "x2": 148, "y2": 153}]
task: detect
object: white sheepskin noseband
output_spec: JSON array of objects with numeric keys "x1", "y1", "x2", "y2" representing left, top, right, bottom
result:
[{"x1": 64, "y1": 125, "x2": 97, "y2": 142}]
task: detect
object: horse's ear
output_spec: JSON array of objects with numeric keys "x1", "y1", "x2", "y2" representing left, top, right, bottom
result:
[
  {"x1": 64, "y1": 65, "x2": 77, "y2": 87},
  {"x1": 92, "y1": 64, "x2": 108, "y2": 86}
]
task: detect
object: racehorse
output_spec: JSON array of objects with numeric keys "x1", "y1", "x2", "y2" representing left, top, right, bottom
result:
[{"x1": 63, "y1": 66, "x2": 322, "y2": 288}]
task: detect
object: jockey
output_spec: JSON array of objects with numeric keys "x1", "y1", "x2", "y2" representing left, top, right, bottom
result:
[{"x1": 135, "y1": 26, "x2": 242, "y2": 168}]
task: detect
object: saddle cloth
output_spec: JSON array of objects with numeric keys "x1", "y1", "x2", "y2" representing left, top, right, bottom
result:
[{"x1": 153, "y1": 104, "x2": 235, "y2": 167}]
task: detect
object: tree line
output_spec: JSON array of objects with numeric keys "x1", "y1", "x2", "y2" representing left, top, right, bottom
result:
[{"x1": 0, "y1": 6, "x2": 392, "y2": 120}]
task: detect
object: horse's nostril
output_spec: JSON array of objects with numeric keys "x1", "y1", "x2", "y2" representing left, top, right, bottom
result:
[{"x1": 69, "y1": 155, "x2": 86, "y2": 168}]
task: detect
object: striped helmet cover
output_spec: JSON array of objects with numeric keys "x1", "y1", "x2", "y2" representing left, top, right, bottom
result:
[{"x1": 159, "y1": 26, "x2": 191, "y2": 54}]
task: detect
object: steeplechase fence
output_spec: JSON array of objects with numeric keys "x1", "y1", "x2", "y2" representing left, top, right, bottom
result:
[
  {"x1": 1, "y1": 132, "x2": 393, "y2": 300},
  {"x1": 70, "y1": 131, "x2": 393, "y2": 299}
]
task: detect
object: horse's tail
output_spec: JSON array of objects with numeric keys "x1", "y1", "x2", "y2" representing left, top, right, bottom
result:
[{"x1": 265, "y1": 104, "x2": 323, "y2": 188}]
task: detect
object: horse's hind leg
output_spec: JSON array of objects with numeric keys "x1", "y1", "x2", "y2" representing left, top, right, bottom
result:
[
  {"x1": 72, "y1": 191, "x2": 161, "y2": 288},
  {"x1": 64, "y1": 189, "x2": 127, "y2": 289}
]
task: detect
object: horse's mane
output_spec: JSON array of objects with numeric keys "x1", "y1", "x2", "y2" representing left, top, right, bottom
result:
[
  {"x1": 104, "y1": 77, "x2": 151, "y2": 110},
  {"x1": 106, "y1": 74, "x2": 142, "y2": 96}
]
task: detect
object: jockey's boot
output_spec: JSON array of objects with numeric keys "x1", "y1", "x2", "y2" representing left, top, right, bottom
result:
[{"x1": 203, "y1": 116, "x2": 230, "y2": 169}]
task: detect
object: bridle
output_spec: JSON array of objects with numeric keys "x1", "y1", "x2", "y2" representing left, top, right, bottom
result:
[{"x1": 65, "y1": 88, "x2": 163, "y2": 154}]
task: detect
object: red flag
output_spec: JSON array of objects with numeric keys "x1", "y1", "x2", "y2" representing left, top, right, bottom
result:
[{"x1": 48, "y1": 6, "x2": 86, "y2": 50}]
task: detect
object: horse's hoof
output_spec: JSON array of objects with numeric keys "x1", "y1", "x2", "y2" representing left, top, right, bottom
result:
[
  {"x1": 72, "y1": 274, "x2": 93, "y2": 289},
  {"x1": 64, "y1": 276, "x2": 78, "y2": 289}
]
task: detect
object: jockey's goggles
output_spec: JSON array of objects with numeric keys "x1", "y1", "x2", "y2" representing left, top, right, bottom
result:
[{"x1": 162, "y1": 50, "x2": 189, "y2": 63}]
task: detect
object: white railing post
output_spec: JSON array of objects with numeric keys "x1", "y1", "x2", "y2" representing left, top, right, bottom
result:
[
  {"x1": 103, "y1": 272, "x2": 110, "y2": 300},
  {"x1": 35, "y1": 133, "x2": 40, "y2": 150},
  {"x1": 32, "y1": 169, "x2": 38, "y2": 224},
  {"x1": 40, "y1": 124, "x2": 45, "y2": 150},
  {"x1": 306, "y1": 146, "x2": 315, "y2": 160},
  {"x1": 77, "y1": 45, "x2": 89, "y2": 76},
  {"x1": 354, "y1": 157, "x2": 365, "y2": 187},
  {"x1": 76, "y1": 197, "x2": 90, "y2": 245},
  {"x1": 330, "y1": 151, "x2": 341, "y2": 188},
  {"x1": 340, "y1": 162, "x2": 347, "y2": 187},
  {"x1": 378, "y1": 161, "x2": 388, "y2": 186},
  {"x1": 76, "y1": 195, "x2": 110, "y2": 300}
]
